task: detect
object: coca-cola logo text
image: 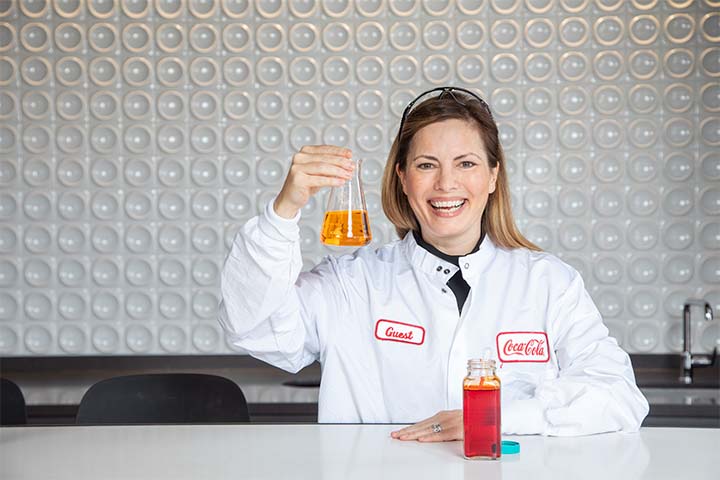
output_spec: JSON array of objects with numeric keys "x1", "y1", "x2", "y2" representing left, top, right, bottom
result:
[
  {"x1": 502, "y1": 338, "x2": 546, "y2": 357},
  {"x1": 496, "y1": 331, "x2": 550, "y2": 363}
]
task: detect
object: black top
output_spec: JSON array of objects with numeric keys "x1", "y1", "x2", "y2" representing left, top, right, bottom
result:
[{"x1": 413, "y1": 230, "x2": 485, "y2": 315}]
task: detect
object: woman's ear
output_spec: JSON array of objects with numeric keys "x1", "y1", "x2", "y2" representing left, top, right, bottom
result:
[
  {"x1": 395, "y1": 162, "x2": 407, "y2": 195},
  {"x1": 489, "y1": 165, "x2": 498, "y2": 194}
]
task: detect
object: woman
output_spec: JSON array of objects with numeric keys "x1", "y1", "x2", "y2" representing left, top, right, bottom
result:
[{"x1": 219, "y1": 87, "x2": 649, "y2": 439}]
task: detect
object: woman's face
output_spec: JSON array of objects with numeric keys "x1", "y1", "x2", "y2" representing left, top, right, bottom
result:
[{"x1": 396, "y1": 118, "x2": 498, "y2": 255}]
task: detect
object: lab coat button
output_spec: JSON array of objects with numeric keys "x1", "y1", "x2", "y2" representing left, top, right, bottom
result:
[
  {"x1": 436, "y1": 266, "x2": 442, "y2": 272},
  {"x1": 441, "y1": 288, "x2": 447, "y2": 293},
  {"x1": 464, "y1": 263, "x2": 469, "y2": 269},
  {"x1": 443, "y1": 269, "x2": 450, "y2": 274}
]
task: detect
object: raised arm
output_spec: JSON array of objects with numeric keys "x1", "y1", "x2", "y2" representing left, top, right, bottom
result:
[{"x1": 218, "y1": 146, "x2": 355, "y2": 372}]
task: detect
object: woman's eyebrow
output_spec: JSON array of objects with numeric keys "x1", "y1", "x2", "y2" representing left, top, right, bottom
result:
[
  {"x1": 411, "y1": 155, "x2": 438, "y2": 162},
  {"x1": 411, "y1": 153, "x2": 483, "y2": 162},
  {"x1": 454, "y1": 153, "x2": 483, "y2": 161}
]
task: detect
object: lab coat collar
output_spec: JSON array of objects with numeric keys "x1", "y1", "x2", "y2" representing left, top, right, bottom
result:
[{"x1": 402, "y1": 231, "x2": 499, "y2": 286}]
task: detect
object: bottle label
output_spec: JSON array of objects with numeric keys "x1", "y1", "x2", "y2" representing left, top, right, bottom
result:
[
  {"x1": 374, "y1": 319, "x2": 425, "y2": 346},
  {"x1": 496, "y1": 331, "x2": 550, "y2": 363}
]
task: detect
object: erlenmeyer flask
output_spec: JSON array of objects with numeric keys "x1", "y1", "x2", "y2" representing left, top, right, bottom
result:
[{"x1": 320, "y1": 158, "x2": 372, "y2": 247}]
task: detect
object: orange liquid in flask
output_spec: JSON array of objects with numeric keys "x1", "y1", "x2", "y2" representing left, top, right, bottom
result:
[{"x1": 320, "y1": 210, "x2": 372, "y2": 247}]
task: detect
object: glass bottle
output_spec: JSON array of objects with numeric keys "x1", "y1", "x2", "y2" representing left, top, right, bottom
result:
[
  {"x1": 320, "y1": 157, "x2": 372, "y2": 247},
  {"x1": 463, "y1": 358, "x2": 501, "y2": 460}
]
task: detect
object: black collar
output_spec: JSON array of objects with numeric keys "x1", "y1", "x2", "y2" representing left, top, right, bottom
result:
[{"x1": 412, "y1": 230, "x2": 484, "y2": 267}]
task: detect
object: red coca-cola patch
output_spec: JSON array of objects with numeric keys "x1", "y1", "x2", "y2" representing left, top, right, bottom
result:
[
  {"x1": 496, "y1": 331, "x2": 550, "y2": 363},
  {"x1": 374, "y1": 319, "x2": 425, "y2": 346}
]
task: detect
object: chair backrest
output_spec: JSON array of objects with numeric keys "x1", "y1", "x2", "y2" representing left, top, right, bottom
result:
[
  {"x1": 1, "y1": 378, "x2": 27, "y2": 425},
  {"x1": 75, "y1": 373, "x2": 250, "y2": 425}
]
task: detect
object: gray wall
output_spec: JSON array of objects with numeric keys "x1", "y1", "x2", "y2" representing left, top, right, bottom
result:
[{"x1": 0, "y1": 0, "x2": 718, "y2": 356}]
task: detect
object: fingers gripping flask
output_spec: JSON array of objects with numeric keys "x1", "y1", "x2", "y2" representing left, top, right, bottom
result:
[
  {"x1": 320, "y1": 158, "x2": 372, "y2": 247},
  {"x1": 463, "y1": 358, "x2": 501, "y2": 460}
]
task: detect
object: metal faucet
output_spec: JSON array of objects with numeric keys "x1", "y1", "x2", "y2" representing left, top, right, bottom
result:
[{"x1": 680, "y1": 299, "x2": 716, "y2": 384}]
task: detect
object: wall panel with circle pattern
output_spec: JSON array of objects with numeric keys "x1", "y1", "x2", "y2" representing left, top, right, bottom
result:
[{"x1": 0, "y1": 0, "x2": 718, "y2": 356}]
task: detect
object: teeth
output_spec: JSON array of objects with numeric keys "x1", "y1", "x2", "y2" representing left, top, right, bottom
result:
[{"x1": 430, "y1": 200, "x2": 465, "y2": 208}]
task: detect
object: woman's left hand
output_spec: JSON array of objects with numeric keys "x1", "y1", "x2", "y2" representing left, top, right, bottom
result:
[{"x1": 390, "y1": 410, "x2": 463, "y2": 442}]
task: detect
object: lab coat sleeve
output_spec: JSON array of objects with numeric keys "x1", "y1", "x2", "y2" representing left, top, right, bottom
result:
[
  {"x1": 218, "y1": 198, "x2": 344, "y2": 373},
  {"x1": 502, "y1": 272, "x2": 649, "y2": 436}
]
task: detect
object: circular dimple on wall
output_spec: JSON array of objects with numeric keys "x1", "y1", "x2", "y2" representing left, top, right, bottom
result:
[
  {"x1": 125, "y1": 291, "x2": 152, "y2": 320},
  {"x1": 593, "y1": 256, "x2": 623, "y2": 284},
  {"x1": 58, "y1": 292, "x2": 86, "y2": 321},
  {"x1": 192, "y1": 324, "x2": 219, "y2": 353},
  {"x1": 628, "y1": 152, "x2": 658, "y2": 183},
  {"x1": 595, "y1": 289, "x2": 623, "y2": 318},
  {"x1": 288, "y1": 22, "x2": 317, "y2": 51},
  {"x1": 192, "y1": 291, "x2": 218, "y2": 319},
  {"x1": 159, "y1": 292, "x2": 186, "y2": 320},
  {"x1": 700, "y1": 257, "x2": 720, "y2": 285},
  {"x1": 92, "y1": 325, "x2": 119, "y2": 353},
  {"x1": 58, "y1": 325, "x2": 86, "y2": 354},
  {"x1": 322, "y1": 22, "x2": 351, "y2": 52},
  {"x1": 24, "y1": 292, "x2": 52, "y2": 319},
  {"x1": 0, "y1": 225, "x2": 17, "y2": 253},
  {"x1": 629, "y1": 322, "x2": 659, "y2": 353},
  {"x1": 125, "y1": 324, "x2": 152, "y2": 353},
  {"x1": 87, "y1": 23, "x2": 116, "y2": 53},
  {"x1": 159, "y1": 258, "x2": 186, "y2": 287},
  {"x1": 356, "y1": 56, "x2": 384, "y2": 85},
  {"x1": 159, "y1": 325, "x2": 186, "y2": 353},
  {"x1": 593, "y1": 223, "x2": 623, "y2": 251},
  {"x1": 57, "y1": 225, "x2": 88, "y2": 254},
  {"x1": 663, "y1": 255, "x2": 695, "y2": 284},
  {"x1": 628, "y1": 257, "x2": 658, "y2": 284},
  {"x1": 224, "y1": 191, "x2": 252, "y2": 220},
  {"x1": 92, "y1": 258, "x2": 119, "y2": 287},
  {"x1": 628, "y1": 222, "x2": 659, "y2": 250},
  {"x1": 700, "y1": 222, "x2": 720, "y2": 250},
  {"x1": 558, "y1": 223, "x2": 587, "y2": 251},
  {"x1": 58, "y1": 259, "x2": 86, "y2": 287},
  {"x1": 663, "y1": 221, "x2": 694, "y2": 251},
  {"x1": 355, "y1": 21, "x2": 384, "y2": 52},
  {"x1": 92, "y1": 291, "x2": 119, "y2": 321}
]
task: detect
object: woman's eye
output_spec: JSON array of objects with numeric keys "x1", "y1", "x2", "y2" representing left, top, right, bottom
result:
[
  {"x1": 417, "y1": 163, "x2": 435, "y2": 170},
  {"x1": 459, "y1": 161, "x2": 476, "y2": 168}
]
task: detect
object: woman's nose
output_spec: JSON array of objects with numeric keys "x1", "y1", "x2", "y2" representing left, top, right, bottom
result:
[{"x1": 434, "y1": 167, "x2": 459, "y2": 191}]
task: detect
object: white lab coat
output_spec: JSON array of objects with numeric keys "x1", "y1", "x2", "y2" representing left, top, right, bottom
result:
[{"x1": 219, "y1": 200, "x2": 649, "y2": 435}]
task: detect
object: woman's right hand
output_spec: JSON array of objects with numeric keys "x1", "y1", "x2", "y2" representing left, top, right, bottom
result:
[{"x1": 273, "y1": 145, "x2": 355, "y2": 219}]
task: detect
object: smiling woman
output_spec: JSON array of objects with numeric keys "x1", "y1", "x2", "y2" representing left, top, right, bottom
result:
[
  {"x1": 395, "y1": 119, "x2": 498, "y2": 255},
  {"x1": 383, "y1": 88, "x2": 539, "y2": 255},
  {"x1": 219, "y1": 86, "x2": 649, "y2": 441}
]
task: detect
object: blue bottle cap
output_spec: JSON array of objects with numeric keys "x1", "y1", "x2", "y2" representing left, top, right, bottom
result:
[{"x1": 501, "y1": 440, "x2": 520, "y2": 455}]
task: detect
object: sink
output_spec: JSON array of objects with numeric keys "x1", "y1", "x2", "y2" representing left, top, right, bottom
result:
[
  {"x1": 641, "y1": 388, "x2": 720, "y2": 406},
  {"x1": 640, "y1": 387, "x2": 720, "y2": 428}
]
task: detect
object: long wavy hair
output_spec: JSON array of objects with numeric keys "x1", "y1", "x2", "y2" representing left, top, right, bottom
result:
[{"x1": 381, "y1": 91, "x2": 540, "y2": 251}]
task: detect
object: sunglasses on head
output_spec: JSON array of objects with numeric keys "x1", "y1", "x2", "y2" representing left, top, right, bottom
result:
[{"x1": 395, "y1": 86, "x2": 494, "y2": 145}]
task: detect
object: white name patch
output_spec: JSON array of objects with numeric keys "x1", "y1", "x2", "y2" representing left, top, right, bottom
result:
[{"x1": 374, "y1": 319, "x2": 425, "y2": 346}]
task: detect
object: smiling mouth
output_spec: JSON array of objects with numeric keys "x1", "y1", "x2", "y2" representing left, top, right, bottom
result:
[{"x1": 429, "y1": 199, "x2": 467, "y2": 213}]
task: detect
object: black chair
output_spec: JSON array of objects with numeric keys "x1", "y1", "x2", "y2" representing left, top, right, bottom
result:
[
  {"x1": 75, "y1": 373, "x2": 250, "y2": 425},
  {"x1": 1, "y1": 378, "x2": 27, "y2": 425}
]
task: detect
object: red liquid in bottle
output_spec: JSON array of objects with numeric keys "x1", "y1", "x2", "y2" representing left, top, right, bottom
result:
[{"x1": 463, "y1": 385, "x2": 501, "y2": 459}]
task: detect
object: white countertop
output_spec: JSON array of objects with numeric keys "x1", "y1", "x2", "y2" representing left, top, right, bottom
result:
[{"x1": 1, "y1": 425, "x2": 717, "y2": 480}]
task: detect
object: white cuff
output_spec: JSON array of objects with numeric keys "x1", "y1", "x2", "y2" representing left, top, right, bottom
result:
[{"x1": 259, "y1": 195, "x2": 301, "y2": 242}]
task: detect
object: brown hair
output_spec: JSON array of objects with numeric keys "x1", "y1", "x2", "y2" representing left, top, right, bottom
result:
[{"x1": 381, "y1": 91, "x2": 541, "y2": 251}]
